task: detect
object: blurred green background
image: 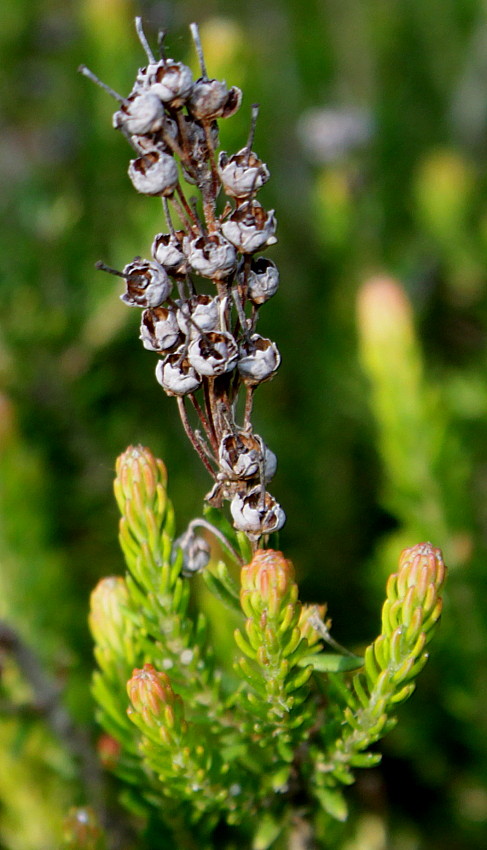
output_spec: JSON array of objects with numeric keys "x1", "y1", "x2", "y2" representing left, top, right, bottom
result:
[{"x1": 2, "y1": 0, "x2": 487, "y2": 847}]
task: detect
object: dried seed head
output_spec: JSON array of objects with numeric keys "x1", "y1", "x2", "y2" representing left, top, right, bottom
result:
[
  {"x1": 176, "y1": 294, "x2": 220, "y2": 337},
  {"x1": 187, "y1": 331, "x2": 238, "y2": 377},
  {"x1": 218, "y1": 432, "x2": 276, "y2": 481},
  {"x1": 113, "y1": 91, "x2": 164, "y2": 135},
  {"x1": 140, "y1": 306, "x2": 181, "y2": 351},
  {"x1": 152, "y1": 231, "x2": 188, "y2": 274},
  {"x1": 156, "y1": 349, "x2": 201, "y2": 396},
  {"x1": 146, "y1": 59, "x2": 193, "y2": 105},
  {"x1": 128, "y1": 149, "x2": 178, "y2": 195},
  {"x1": 218, "y1": 148, "x2": 270, "y2": 198},
  {"x1": 189, "y1": 78, "x2": 242, "y2": 120},
  {"x1": 221, "y1": 200, "x2": 277, "y2": 253},
  {"x1": 183, "y1": 232, "x2": 237, "y2": 279},
  {"x1": 174, "y1": 527, "x2": 211, "y2": 576},
  {"x1": 238, "y1": 334, "x2": 281, "y2": 384},
  {"x1": 121, "y1": 259, "x2": 172, "y2": 307},
  {"x1": 230, "y1": 486, "x2": 286, "y2": 538},
  {"x1": 243, "y1": 257, "x2": 280, "y2": 305}
]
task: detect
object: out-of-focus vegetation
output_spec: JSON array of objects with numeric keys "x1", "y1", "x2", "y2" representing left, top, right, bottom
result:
[{"x1": 1, "y1": 0, "x2": 487, "y2": 847}]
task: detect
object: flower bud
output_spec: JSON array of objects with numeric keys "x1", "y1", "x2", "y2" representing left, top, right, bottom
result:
[
  {"x1": 113, "y1": 91, "x2": 164, "y2": 135},
  {"x1": 241, "y1": 549, "x2": 295, "y2": 615},
  {"x1": 243, "y1": 257, "x2": 280, "y2": 305},
  {"x1": 121, "y1": 259, "x2": 172, "y2": 308},
  {"x1": 156, "y1": 349, "x2": 201, "y2": 396},
  {"x1": 152, "y1": 231, "x2": 188, "y2": 275},
  {"x1": 127, "y1": 663, "x2": 186, "y2": 733},
  {"x1": 238, "y1": 334, "x2": 281, "y2": 384},
  {"x1": 184, "y1": 232, "x2": 237, "y2": 280},
  {"x1": 140, "y1": 306, "x2": 181, "y2": 351},
  {"x1": 147, "y1": 59, "x2": 193, "y2": 105},
  {"x1": 188, "y1": 331, "x2": 238, "y2": 377},
  {"x1": 230, "y1": 486, "x2": 286, "y2": 538},
  {"x1": 189, "y1": 78, "x2": 242, "y2": 120},
  {"x1": 128, "y1": 149, "x2": 178, "y2": 196},
  {"x1": 218, "y1": 149, "x2": 270, "y2": 198},
  {"x1": 89, "y1": 576, "x2": 132, "y2": 653},
  {"x1": 176, "y1": 294, "x2": 220, "y2": 337},
  {"x1": 221, "y1": 201, "x2": 277, "y2": 253}
]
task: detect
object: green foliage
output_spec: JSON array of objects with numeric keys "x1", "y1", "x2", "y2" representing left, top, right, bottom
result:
[{"x1": 88, "y1": 445, "x2": 445, "y2": 846}]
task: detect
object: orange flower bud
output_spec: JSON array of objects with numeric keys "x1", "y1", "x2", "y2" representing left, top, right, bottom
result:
[
  {"x1": 127, "y1": 664, "x2": 186, "y2": 733},
  {"x1": 241, "y1": 550, "x2": 296, "y2": 618}
]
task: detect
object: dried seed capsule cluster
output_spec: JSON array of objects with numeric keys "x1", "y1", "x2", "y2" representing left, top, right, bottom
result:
[{"x1": 81, "y1": 19, "x2": 285, "y2": 543}]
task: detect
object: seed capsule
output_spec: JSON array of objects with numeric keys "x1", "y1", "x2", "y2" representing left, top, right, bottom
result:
[
  {"x1": 113, "y1": 91, "x2": 164, "y2": 135},
  {"x1": 238, "y1": 334, "x2": 281, "y2": 384},
  {"x1": 221, "y1": 201, "x2": 277, "y2": 254},
  {"x1": 152, "y1": 231, "x2": 188, "y2": 275},
  {"x1": 218, "y1": 149, "x2": 270, "y2": 198},
  {"x1": 218, "y1": 433, "x2": 277, "y2": 481},
  {"x1": 184, "y1": 232, "x2": 236, "y2": 280},
  {"x1": 242, "y1": 257, "x2": 280, "y2": 305},
  {"x1": 156, "y1": 349, "x2": 201, "y2": 396},
  {"x1": 128, "y1": 149, "x2": 178, "y2": 196},
  {"x1": 189, "y1": 78, "x2": 242, "y2": 120},
  {"x1": 188, "y1": 331, "x2": 238, "y2": 377},
  {"x1": 146, "y1": 59, "x2": 193, "y2": 106},
  {"x1": 230, "y1": 487, "x2": 286, "y2": 537},
  {"x1": 121, "y1": 259, "x2": 172, "y2": 308},
  {"x1": 176, "y1": 294, "x2": 220, "y2": 338},
  {"x1": 140, "y1": 306, "x2": 181, "y2": 351}
]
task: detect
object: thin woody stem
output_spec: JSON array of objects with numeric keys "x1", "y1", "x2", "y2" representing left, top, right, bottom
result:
[
  {"x1": 189, "y1": 392, "x2": 219, "y2": 454},
  {"x1": 177, "y1": 397, "x2": 217, "y2": 478}
]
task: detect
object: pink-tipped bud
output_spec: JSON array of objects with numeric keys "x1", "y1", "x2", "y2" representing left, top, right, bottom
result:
[
  {"x1": 396, "y1": 542, "x2": 446, "y2": 601},
  {"x1": 241, "y1": 549, "x2": 295, "y2": 617},
  {"x1": 127, "y1": 663, "x2": 186, "y2": 732},
  {"x1": 115, "y1": 445, "x2": 167, "y2": 503}
]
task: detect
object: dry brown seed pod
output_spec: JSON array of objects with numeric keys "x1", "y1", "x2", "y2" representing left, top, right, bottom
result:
[
  {"x1": 128, "y1": 149, "x2": 178, "y2": 196},
  {"x1": 155, "y1": 349, "x2": 201, "y2": 396},
  {"x1": 187, "y1": 331, "x2": 238, "y2": 377},
  {"x1": 221, "y1": 201, "x2": 277, "y2": 254},
  {"x1": 183, "y1": 232, "x2": 237, "y2": 280},
  {"x1": 140, "y1": 306, "x2": 181, "y2": 351},
  {"x1": 230, "y1": 486, "x2": 286, "y2": 537},
  {"x1": 218, "y1": 149, "x2": 270, "y2": 199},
  {"x1": 121, "y1": 259, "x2": 172, "y2": 308}
]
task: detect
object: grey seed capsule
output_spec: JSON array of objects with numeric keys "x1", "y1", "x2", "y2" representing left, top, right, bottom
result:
[
  {"x1": 218, "y1": 149, "x2": 270, "y2": 198},
  {"x1": 187, "y1": 331, "x2": 238, "y2": 377},
  {"x1": 147, "y1": 60, "x2": 193, "y2": 105},
  {"x1": 140, "y1": 306, "x2": 181, "y2": 351},
  {"x1": 155, "y1": 349, "x2": 201, "y2": 396},
  {"x1": 174, "y1": 528, "x2": 211, "y2": 576},
  {"x1": 183, "y1": 232, "x2": 236, "y2": 280},
  {"x1": 121, "y1": 259, "x2": 172, "y2": 308},
  {"x1": 113, "y1": 91, "x2": 164, "y2": 135},
  {"x1": 230, "y1": 486, "x2": 286, "y2": 537},
  {"x1": 152, "y1": 231, "x2": 187, "y2": 274},
  {"x1": 221, "y1": 201, "x2": 277, "y2": 254},
  {"x1": 218, "y1": 433, "x2": 276, "y2": 481},
  {"x1": 238, "y1": 334, "x2": 281, "y2": 384},
  {"x1": 189, "y1": 78, "x2": 242, "y2": 120},
  {"x1": 128, "y1": 149, "x2": 178, "y2": 196},
  {"x1": 176, "y1": 295, "x2": 220, "y2": 338},
  {"x1": 243, "y1": 257, "x2": 279, "y2": 305}
]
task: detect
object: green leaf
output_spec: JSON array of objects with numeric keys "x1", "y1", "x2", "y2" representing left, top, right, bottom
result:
[
  {"x1": 252, "y1": 813, "x2": 284, "y2": 850},
  {"x1": 203, "y1": 569, "x2": 241, "y2": 614},
  {"x1": 314, "y1": 786, "x2": 349, "y2": 822},
  {"x1": 297, "y1": 653, "x2": 364, "y2": 673}
]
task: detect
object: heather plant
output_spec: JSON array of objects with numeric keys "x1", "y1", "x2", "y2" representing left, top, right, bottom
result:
[{"x1": 71, "y1": 19, "x2": 447, "y2": 849}]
